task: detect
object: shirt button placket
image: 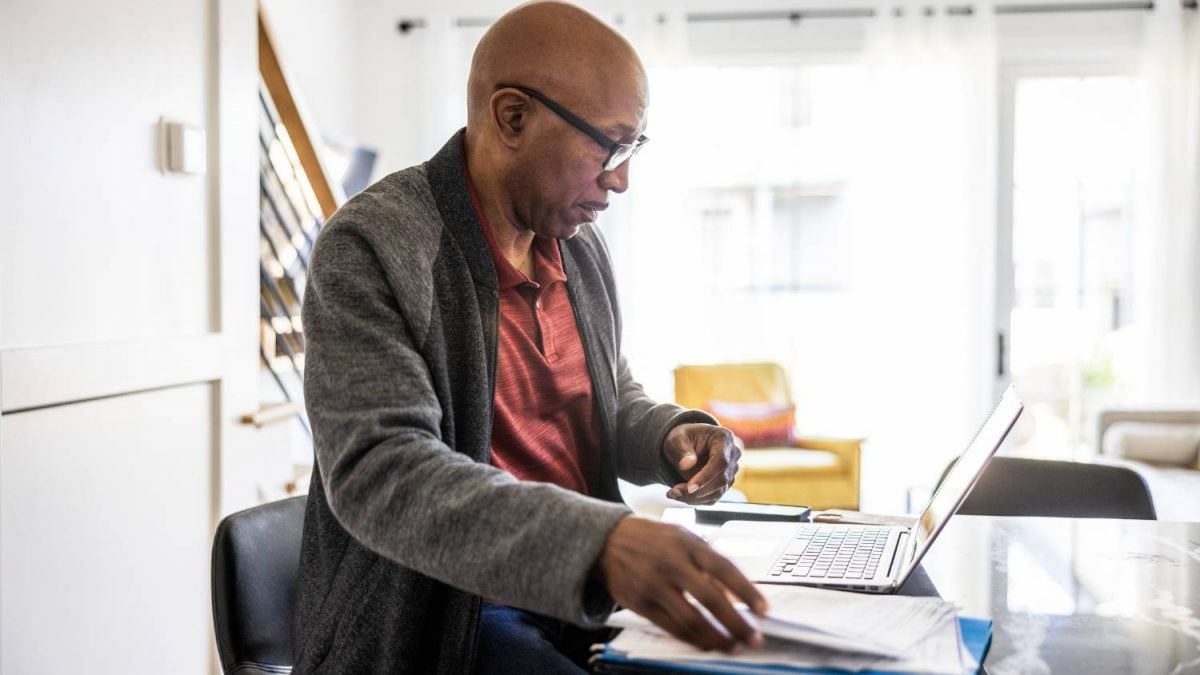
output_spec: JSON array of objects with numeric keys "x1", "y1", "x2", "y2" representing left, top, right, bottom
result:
[{"x1": 537, "y1": 293, "x2": 557, "y2": 360}]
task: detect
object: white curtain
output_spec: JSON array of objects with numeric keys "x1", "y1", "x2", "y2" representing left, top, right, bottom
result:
[
  {"x1": 840, "y1": 3, "x2": 998, "y2": 498},
  {"x1": 1132, "y1": 6, "x2": 1200, "y2": 405},
  {"x1": 609, "y1": 2, "x2": 998, "y2": 508}
]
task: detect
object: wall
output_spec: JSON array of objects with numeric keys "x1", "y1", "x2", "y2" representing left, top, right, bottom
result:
[
  {"x1": 1, "y1": 386, "x2": 215, "y2": 673},
  {"x1": 261, "y1": 0, "x2": 363, "y2": 146},
  {"x1": 0, "y1": 0, "x2": 260, "y2": 672}
]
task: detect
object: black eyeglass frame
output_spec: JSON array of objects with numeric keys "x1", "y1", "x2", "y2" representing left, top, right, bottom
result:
[{"x1": 497, "y1": 83, "x2": 648, "y2": 172}]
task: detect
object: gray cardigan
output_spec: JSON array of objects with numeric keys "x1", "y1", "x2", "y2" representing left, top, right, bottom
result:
[{"x1": 292, "y1": 132, "x2": 714, "y2": 673}]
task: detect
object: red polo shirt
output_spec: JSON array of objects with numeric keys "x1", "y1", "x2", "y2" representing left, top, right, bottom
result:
[{"x1": 465, "y1": 171, "x2": 602, "y2": 496}]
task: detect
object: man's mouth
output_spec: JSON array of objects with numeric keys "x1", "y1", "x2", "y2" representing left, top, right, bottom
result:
[{"x1": 578, "y1": 202, "x2": 609, "y2": 220}]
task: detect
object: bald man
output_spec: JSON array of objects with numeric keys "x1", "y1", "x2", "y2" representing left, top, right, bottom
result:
[{"x1": 294, "y1": 2, "x2": 766, "y2": 672}]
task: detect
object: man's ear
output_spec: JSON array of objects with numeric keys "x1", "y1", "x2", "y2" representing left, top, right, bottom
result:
[{"x1": 492, "y1": 90, "x2": 528, "y2": 149}]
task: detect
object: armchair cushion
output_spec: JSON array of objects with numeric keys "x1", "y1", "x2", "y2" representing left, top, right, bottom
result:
[
  {"x1": 739, "y1": 448, "x2": 841, "y2": 474},
  {"x1": 1102, "y1": 421, "x2": 1200, "y2": 466},
  {"x1": 707, "y1": 400, "x2": 796, "y2": 448}
]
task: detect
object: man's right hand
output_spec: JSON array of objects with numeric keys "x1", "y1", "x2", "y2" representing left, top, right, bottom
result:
[{"x1": 596, "y1": 515, "x2": 768, "y2": 652}]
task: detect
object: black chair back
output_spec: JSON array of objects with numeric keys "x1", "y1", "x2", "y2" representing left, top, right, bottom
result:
[
  {"x1": 211, "y1": 495, "x2": 307, "y2": 674},
  {"x1": 939, "y1": 456, "x2": 1156, "y2": 520}
]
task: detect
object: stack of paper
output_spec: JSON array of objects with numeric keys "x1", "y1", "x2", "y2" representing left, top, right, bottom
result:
[{"x1": 600, "y1": 585, "x2": 984, "y2": 674}]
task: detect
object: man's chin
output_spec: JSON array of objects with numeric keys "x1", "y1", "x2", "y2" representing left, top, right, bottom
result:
[{"x1": 542, "y1": 222, "x2": 584, "y2": 240}]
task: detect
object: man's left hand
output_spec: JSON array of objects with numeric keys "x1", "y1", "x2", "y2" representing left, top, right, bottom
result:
[{"x1": 662, "y1": 423, "x2": 742, "y2": 504}]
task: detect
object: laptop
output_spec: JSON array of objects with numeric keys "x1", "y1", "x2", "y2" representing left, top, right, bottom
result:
[{"x1": 708, "y1": 385, "x2": 1023, "y2": 593}]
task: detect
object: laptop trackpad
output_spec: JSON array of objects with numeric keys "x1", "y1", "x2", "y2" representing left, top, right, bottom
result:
[
  {"x1": 710, "y1": 521, "x2": 803, "y2": 570},
  {"x1": 710, "y1": 536, "x2": 779, "y2": 559}
]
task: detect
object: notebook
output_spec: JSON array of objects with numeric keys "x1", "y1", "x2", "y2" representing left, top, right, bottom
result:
[{"x1": 708, "y1": 386, "x2": 1023, "y2": 593}]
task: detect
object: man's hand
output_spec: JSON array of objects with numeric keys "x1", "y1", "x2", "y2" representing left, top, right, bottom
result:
[
  {"x1": 662, "y1": 423, "x2": 741, "y2": 504},
  {"x1": 597, "y1": 516, "x2": 768, "y2": 652}
]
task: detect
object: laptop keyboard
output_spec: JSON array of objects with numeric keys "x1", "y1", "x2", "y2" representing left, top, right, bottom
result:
[{"x1": 769, "y1": 527, "x2": 888, "y2": 580}]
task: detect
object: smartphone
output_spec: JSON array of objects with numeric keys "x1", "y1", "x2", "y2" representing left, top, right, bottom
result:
[{"x1": 693, "y1": 502, "x2": 811, "y2": 525}]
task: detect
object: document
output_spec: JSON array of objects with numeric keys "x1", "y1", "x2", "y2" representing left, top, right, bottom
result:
[{"x1": 603, "y1": 584, "x2": 977, "y2": 674}]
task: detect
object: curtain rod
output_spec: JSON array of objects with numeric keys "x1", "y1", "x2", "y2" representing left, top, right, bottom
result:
[
  {"x1": 687, "y1": 2, "x2": 1158, "y2": 22},
  {"x1": 393, "y1": 1, "x2": 1183, "y2": 33},
  {"x1": 397, "y1": 0, "x2": 1197, "y2": 33}
]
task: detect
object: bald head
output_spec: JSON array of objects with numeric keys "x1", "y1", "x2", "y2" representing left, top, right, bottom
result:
[
  {"x1": 466, "y1": 2, "x2": 647, "y2": 133},
  {"x1": 463, "y1": 2, "x2": 649, "y2": 243}
]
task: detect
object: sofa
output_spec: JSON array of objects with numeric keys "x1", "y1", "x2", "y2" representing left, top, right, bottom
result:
[{"x1": 1096, "y1": 409, "x2": 1200, "y2": 521}]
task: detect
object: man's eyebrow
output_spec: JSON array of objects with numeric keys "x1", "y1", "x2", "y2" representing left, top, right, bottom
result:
[{"x1": 608, "y1": 123, "x2": 638, "y2": 138}]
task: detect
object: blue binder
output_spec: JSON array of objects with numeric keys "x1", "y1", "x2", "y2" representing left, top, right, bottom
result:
[{"x1": 593, "y1": 616, "x2": 992, "y2": 675}]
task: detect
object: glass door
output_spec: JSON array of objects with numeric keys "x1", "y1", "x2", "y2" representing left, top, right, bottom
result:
[{"x1": 997, "y1": 70, "x2": 1138, "y2": 460}]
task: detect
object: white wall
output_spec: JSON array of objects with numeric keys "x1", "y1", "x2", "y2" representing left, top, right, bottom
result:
[
  {"x1": 1, "y1": 386, "x2": 215, "y2": 673},
  {"x1": 261, "y1": 0, "x2": 363, "y2": 145},
  {"x1": 0, "y1": 1, "x2": 213, "y2": 347},
  {"x1": 0, "y1": 0, "x2": 262, "y2": 672}
]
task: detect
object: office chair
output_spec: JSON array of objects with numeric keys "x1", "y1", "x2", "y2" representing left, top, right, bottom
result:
[
  {"x1": 212, "y1": 495, "x2": 307, "y2": 675},
  {"x1": 938, "y1": 456, "x2": 1156, "y2": 520}
]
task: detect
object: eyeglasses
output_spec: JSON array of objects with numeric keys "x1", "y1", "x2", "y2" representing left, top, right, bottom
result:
[{"x1": 497, "y1": 83, "x2": 648, "y2": 172}]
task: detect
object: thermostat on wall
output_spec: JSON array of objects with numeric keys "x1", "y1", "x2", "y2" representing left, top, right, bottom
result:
[{"x1": 159, "y1": 118, "x2": 206, "y2": 175}]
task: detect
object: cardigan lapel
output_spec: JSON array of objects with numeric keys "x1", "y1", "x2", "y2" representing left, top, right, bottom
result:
[
  {"x1": 423, "y1": 130, "x2": 498, "y2": 291},
  {"x1": 425, "y1": 129, "x2": 622, "y2": 501},
  {"x1": 561, "y1": 239, "x2": 622, "y2": 502}
]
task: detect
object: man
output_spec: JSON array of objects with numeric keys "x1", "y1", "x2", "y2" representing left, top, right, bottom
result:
[{"x1": 293, "y1": 2, "x2": 767, "y2": 672}]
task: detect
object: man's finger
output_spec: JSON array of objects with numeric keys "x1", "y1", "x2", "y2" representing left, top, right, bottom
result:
[
  {"x1": 683, "y1": 570, "x2": 763, "y2": 647},
  {"x1": 670, "y1": 456, "x2": 736, "y2": 502},
  {"x1": 676, "y1": 451, "x2": 698, "y2": 472},
  {"x1": 693, "y1": 545, "x2": 769, "y2": 616},
  {"x1": 668, "y1": 476, "x2": 726, "y2": 502},
  {"x1": 678, "y1": 484, "x2": 727, "y2": 505},
  {"x1": 678, "y1": 433, "x2": 736, "y2": 494},
  {"x1": 679, "y1": 458, "x2": 729, "y2": 497},
  {"x1": 655, "y1": 588, "x2": 739, "y2": 652}
]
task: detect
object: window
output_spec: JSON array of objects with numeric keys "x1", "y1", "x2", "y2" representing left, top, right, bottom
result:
[
  {"x1": 1006, "y1": 74, "x2": 1137, "y2": 459},
  {"x1": 646, "y1": 63, "x2": 862, "y2": 294}
]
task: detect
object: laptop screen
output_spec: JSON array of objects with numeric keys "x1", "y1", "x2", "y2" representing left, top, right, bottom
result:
[{"x1": 902, "y1": 386, "x2": 1023, "y2": 574}]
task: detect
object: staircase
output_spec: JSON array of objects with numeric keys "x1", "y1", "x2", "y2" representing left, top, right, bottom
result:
[{"x1": 245, "y1": 6, "x2": 349, "y2": 472}]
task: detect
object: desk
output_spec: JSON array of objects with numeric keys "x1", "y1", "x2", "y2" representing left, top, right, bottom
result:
[
  {"x1": 918, "y1": 516, "x2": 1200, "y2": 675},
  {"x1": 661, "y1": 509, "x2": 1200, "y2": 674}
]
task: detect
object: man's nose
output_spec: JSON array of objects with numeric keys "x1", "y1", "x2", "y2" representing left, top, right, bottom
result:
[{"x1": 598, "y1": 160, "x2": 631, "y2": 193}]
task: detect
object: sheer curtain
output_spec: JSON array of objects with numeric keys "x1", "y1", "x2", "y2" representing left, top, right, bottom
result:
[
  {"x1": 841, "y1": 4, "x2": 998, "y2": 502},
  {"x1": 611, "y1": 2, "x2": 999, "y2": 509},
  {"x1": 1132, "y1": 5, "x2": 1200, "y2": 404}
]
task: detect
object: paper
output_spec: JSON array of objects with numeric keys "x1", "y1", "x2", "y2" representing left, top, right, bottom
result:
[
  {"x1": 604, "y1": 584, "x2": 977, "y2": 674},
  {"x1": 595, "y1": 617, "x2": 993, "y2": 675},
  {"x1": 753, "y1": 585, "x2": 958, "y2": 653},
  {"x1": 607, "y1": 606, "x2": 901, "y2": 659}
]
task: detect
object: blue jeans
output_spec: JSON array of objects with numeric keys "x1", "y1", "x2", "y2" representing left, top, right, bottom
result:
[{"x1": 474, "y1": 602, "x2": 615, "y2": 674}]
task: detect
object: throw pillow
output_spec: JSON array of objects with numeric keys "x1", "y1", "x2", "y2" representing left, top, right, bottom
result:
[
  {"x1": 1102, "y1": 421, "x2": 1200, "y2": 466},
  {"x1": 707, "y1": 400, "x2": 796, "y2": 448}
]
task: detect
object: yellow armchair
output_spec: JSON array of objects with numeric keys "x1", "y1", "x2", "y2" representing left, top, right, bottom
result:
[{"x1": 674, "y1": 362, "x2": 862, "y2": 510}]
